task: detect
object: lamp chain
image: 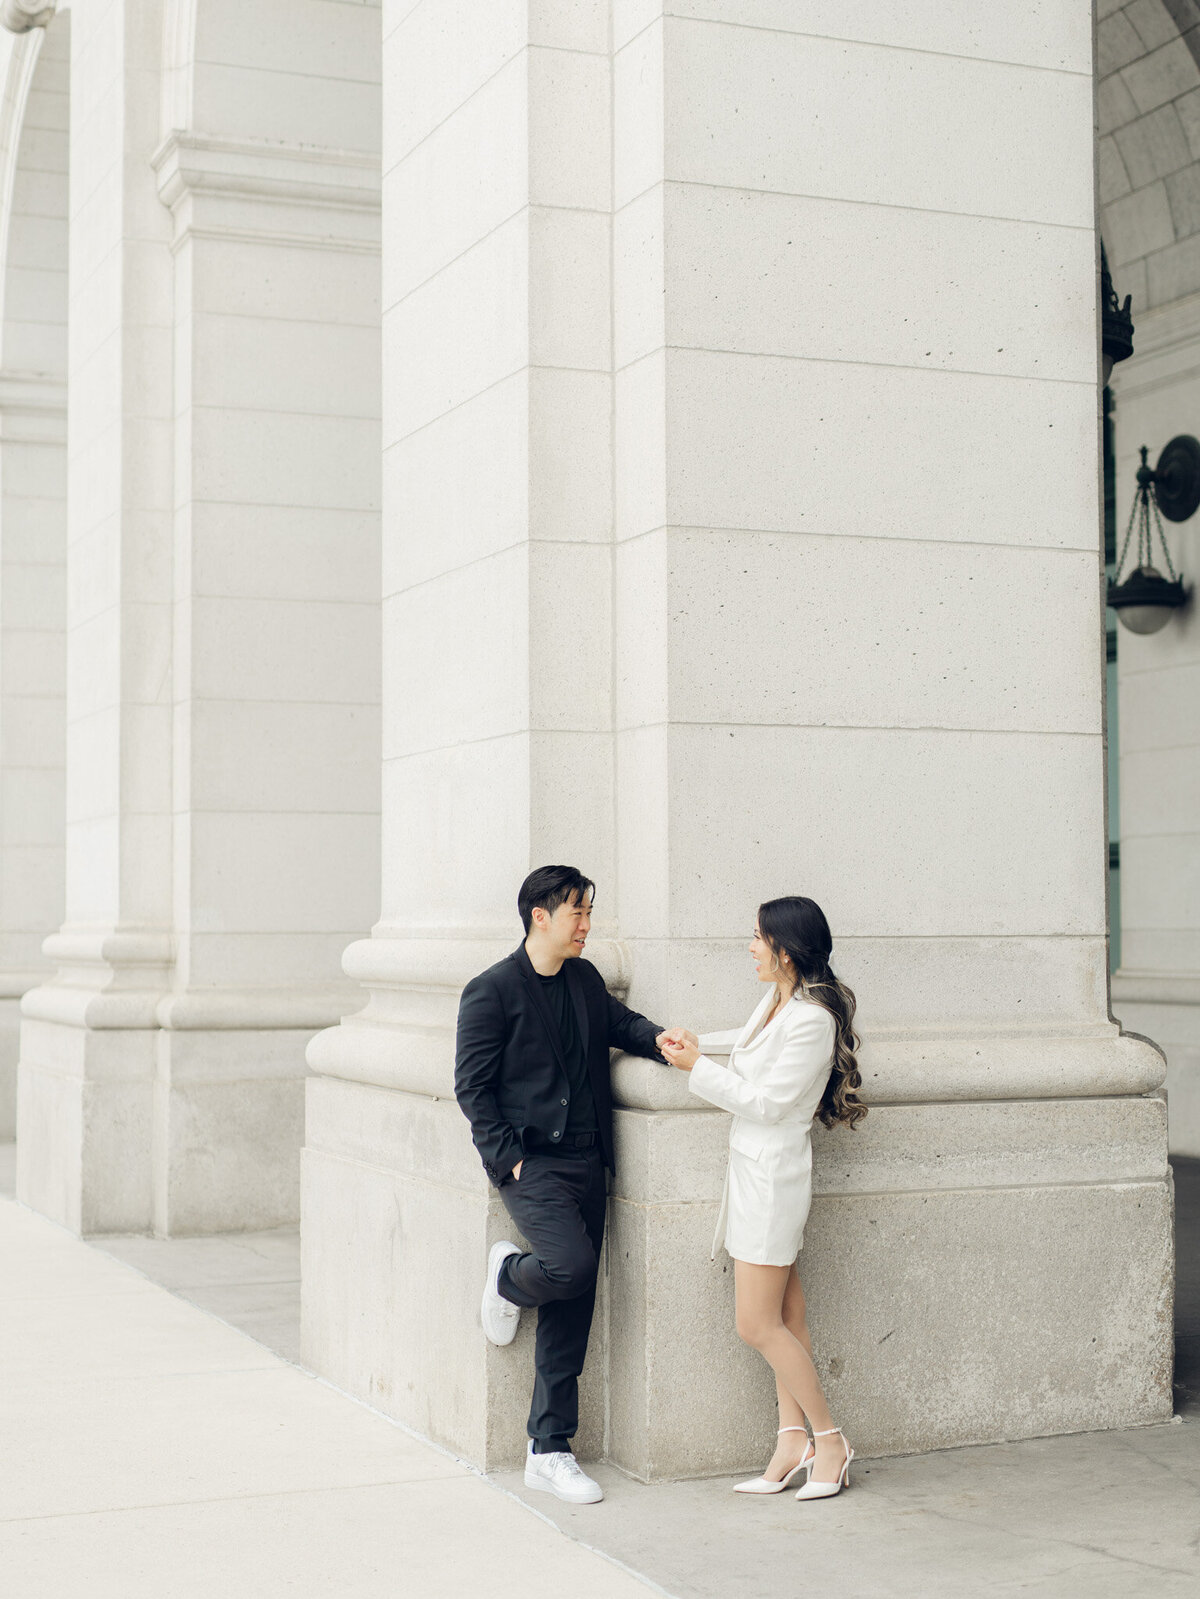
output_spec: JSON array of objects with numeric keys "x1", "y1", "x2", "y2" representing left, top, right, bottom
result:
[
  {"x1": 1149, "y1": 492, "x2": 1181, "y2": 582},
  {"x1": 1113, "y1": 485, "x2": 1140, "y2": 581}
]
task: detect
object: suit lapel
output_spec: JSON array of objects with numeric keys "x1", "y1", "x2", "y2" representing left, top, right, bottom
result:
[
  {"x1": 511, "y1": 945, "x2": 568, "y2": 1072},
  {"x1": 563, "y1": 959, "x2": 591, "y2": 1056},
  {"x1": 738, "y1": 991, "x2": 776, "y2": 1050}
]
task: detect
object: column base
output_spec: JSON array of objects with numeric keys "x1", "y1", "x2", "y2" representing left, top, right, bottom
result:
[
  {"x1": 607, "y1": 1088, "x2": 1174, "y2": 1480},
  {"x1": 152, "y1": 1026, "x2": 308, "y2": 1235},
  {"x1": 301, "y1": 1073, "x2": 607, "y2": 1468},
  {"x1": 1112, "y1": 971, "x2": 1200, "y2": 1158},
  {"x1": 16, "y1": 1015, "x2": 155, "y2": 1233}
]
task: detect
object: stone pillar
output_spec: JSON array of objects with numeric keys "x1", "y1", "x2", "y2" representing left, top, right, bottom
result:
[
  {"x1": 305, "y1": 2, "x2": 1173, "y2": 1476},
  {"x1": 15, "y1": 0, "x2": 175, "y2": 1233},
  {"x1": 17, "y1": 0, "x2": 383, "y2": 1237},
  {"x1": 146, "y1": 0, "x2": 382, "y2": 1233},
  {"x1": 303, "y1": 0, "x2": 615, "y2": 1462},
  {"x1": 0, "y1": 373, "x2": 65, "y2": 1140},
  {"x1": 601, "y1": 2, "x2": 1170, "y2": 1477},
  {"x1": 0, "y1": 9, "x2": 68, "y2": 1136},
  {"x1": 1108, "y1": 299, "x2": 1200, "y2": 1158}
]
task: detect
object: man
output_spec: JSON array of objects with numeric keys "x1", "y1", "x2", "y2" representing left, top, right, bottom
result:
[{"x1": 455, "y1": 865, "x2": 688, "y2": 1504}]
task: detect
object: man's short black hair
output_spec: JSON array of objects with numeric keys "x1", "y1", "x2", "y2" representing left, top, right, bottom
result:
[{"x1": 518, "y1": 865, "x2": 595, "y2": 934}]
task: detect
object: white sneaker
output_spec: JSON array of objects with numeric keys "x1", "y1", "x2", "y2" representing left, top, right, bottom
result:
[
  {"x1": 481, "y1": 1240, "x2": 522, "y2": 1346},
  {"x1": 524, "y1": 1442, "x2": 604, "y2": 1504}
]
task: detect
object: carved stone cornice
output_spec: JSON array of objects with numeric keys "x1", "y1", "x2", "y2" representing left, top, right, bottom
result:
[
  {"x1": 151, "y1": 130, "x2": 381, "y2": 251},
  {"x1": 1, "y1": 1, "x2": 57, "y2": 34}
]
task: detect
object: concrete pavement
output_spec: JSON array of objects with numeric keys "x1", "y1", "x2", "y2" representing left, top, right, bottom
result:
[
  {"x1": 0, "y1": 1192, "x2": 659, "y2": 1599},
  {"x1": 3, "y1": 1148, "x2": 1199, "y2": 1599}
]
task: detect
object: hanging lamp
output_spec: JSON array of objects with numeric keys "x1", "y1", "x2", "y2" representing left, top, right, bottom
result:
[{"x1": 1107, "y1": 440, "x2": 1193, "y2": 634}]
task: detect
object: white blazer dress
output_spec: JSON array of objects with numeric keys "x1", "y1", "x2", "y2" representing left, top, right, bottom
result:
[{"x1": 689, "y1": 991, "x2": 836, "y2": 1267}]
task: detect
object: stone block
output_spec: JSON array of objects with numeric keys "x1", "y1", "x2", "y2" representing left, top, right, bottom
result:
[
  {"x1": 613, "y1": 18, "x2": 663, "y2": 208},
  {"x1": 615, "y1": 2, "x2": 1092, "y2": 71},
  {"x1": 152, "y1": 1029, "x2": 309, "y2": 1235},
  {"x1": 659, "y1": 20, "x2": 1093, "y2": 226},
  {"x1": 656, "y1": 183, "x2": 1095, "y2": 384},
  {"x1": 657, "y1": 531, "x2": 1100, "y2": 736},
  {"x1": 301, "y1": 1079, "x2": 606, "y2": 1467},
  {"x1": 194, "y1": 62, "x2": 381, "y2": 151},
  {"x1": 382, "y1": 373, "x2": 530, "y2": 588},
  {"x1": 381, "y1": 733, "x2": 614, "y2": 931},
  {"x1": 528, "y1": 46, "x2": 610, "y2": 211},
  {"x1": 1122, "y1": 37, "x2": 1200, "y2": 116},
  {"x1": 1104, "y1": 180, "x2": 1176, "y2": 268},
  {"x1": 1115, "y1": 103, "x2": 1192, "y2": 189},
  {"x1": 16, "y1": 1050, "x2": 154, "y2": 1235},
  {"x1": 613, "y1": 350, "x2": 667, "y2": 541},
  {"x1": 382, "y1": 56, "x2": 526, "y2": 309},
  {"x1": 608, "y1": 1138, "x2": 1173, "y2": 1478},
  {"x1": 383, "y1": 0, "x2": 526, "y2": 167},
  {"x1": 383, "y1": 213, "x2": 527, "y2": 442},
  {"x1": 655, "y1": 722, "x2": 1106, "y2": 941},
  {"x1": 187, "y1": 313, "x2": 381, "y2": 418},
  {"x1": 386, "y1": 546, "x2": 531, "y2": 754},
  {"x1": 528, "y1": 207, "x2": 610, "y2": 371},
  {"x1": 658, "y1": 348, "x2": 1097, "y2": 550}
]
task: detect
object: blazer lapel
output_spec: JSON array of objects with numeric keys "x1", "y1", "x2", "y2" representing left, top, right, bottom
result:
[
  {"x1": 737, "y1": 991, "x2": 776, "y2": 1050},
  {"x1": 511, "y1": 945, "x2": 568, "y2": 1072},
  {"x1": 563, "y1": 960, "x2": 591, "y2": 1056}
]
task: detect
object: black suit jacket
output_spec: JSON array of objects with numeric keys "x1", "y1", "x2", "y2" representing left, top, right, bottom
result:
[{"x1": 454, "y1": 944, "x2": 665, "y2": 1184}]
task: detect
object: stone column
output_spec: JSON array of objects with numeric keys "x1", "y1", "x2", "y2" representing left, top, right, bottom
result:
[
  {"x1": 1108, "y1": 299, "x2": 1200, "y2": 1157},
  {"x1": 15, "y1": 0, "x2": 175, "y2": 1234},
  {"x1": 305, "y1": 2, "x2": 1173, "y2": 1476},
  {"x1": 147, "y1": 0, "x2": 382, "y2": 1233},
  {"x1": 0, "y1": 374, "x2": 65, "y2": 1140},
  {"x1": 0, "y1": 0, "x2": 66, "y2": 1141},
  {"x1": 602, "y1": 2, "x2": 1170, "y2": 1477},
  {"x1": 303, "y1": 0, "x2": 615, "y2": 1463}
]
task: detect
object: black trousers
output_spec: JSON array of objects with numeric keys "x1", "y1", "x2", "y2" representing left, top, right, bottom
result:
[{"x1": 496, "y1": 1146, "x2": 606, "y2": 1453}]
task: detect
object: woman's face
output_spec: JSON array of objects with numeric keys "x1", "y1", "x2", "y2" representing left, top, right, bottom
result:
[{"x1": 749, "y1": 923, "x2": 778, "y2": 984}]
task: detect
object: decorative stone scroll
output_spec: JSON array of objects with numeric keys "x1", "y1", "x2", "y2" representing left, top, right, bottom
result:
[{"x1": 0, "y1": 1, "x2": 57, "y2": 35}]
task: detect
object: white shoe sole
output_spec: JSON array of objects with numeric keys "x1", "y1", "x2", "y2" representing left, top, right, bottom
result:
[
  {"x1": 481, "y1": 1241, "x2": 521, "y2": 1346},
  {"x1": 523, "y1": 1470, "x2": 604, "y2": 1505}
]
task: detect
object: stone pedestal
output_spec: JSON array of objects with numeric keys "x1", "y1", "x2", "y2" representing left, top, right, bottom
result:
[{"x1": 302, "y1": 1, "x2": 1173, "y2": 1477}]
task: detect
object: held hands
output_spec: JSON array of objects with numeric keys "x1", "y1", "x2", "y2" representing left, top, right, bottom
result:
[{"x1": 656, "y1": 1026, "x2": 700, "y2": 1072}]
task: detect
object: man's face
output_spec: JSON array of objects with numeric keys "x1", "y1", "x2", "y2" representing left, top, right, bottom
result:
[{"x1": 539, "y1": 891, "x2": 592, "y2": 959}]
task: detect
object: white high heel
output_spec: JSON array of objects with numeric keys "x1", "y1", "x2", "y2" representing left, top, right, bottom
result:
[
  {"x1": 732, "y1": 1426, "x2": 814, "y2": 1494},
  {"x1": 794, "y1": 1426, "x2": 853, "y2": 1500}
]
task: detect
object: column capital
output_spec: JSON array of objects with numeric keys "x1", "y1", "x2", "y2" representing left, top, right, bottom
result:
[
  {"x1": 151, "y1": 130, "x2": 381, "y2": 251},
  {"x1": 1, "y1": 1, "x2": 57, "y2": 34}
]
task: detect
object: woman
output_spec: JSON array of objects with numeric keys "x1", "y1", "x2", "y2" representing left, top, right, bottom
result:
[{"x1": 661, "y1": 896, "x2": 866, "y2": 1501}]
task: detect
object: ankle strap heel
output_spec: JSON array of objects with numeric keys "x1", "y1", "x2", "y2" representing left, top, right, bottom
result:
[{"x1": 794, "y1": 1427, "x2": 853, "y2": 1502}]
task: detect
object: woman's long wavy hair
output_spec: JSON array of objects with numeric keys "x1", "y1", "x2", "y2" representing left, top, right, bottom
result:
[{"x1": 757, "y1": 895, "x2": 866, "y2": 1130}]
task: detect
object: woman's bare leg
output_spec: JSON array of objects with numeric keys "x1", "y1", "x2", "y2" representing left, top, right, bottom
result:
[
  {"x1": 762, "y1": 1268, "x2": 812, "y2": 1480},
  {"x1": 735, "y1": 1259, "x2": 846, "y2": 1484}
]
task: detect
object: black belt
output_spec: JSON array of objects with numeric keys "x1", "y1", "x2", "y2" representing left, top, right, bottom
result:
[{"x1": 545, "y1": 1130, "x2": 598, "y2": 1150}]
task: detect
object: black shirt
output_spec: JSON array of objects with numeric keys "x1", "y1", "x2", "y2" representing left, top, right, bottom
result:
[{"x1": 536, "y1": 969, "x2": 599, "y2": 1137}]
